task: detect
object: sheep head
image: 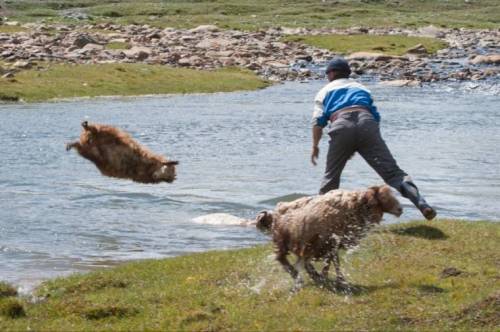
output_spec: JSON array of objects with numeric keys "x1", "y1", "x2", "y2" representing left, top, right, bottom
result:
[
  {"x1": 152, "y1": 160, "x2": 179, "y2": 183},
  {"x1": 255, "y1": 210, "x2": 274, "y2": 232},
  {"x1": 366, "y1": 185, "x2": 403, "y2": 217}
]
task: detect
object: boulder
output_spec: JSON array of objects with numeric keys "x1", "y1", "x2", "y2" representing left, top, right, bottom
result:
[
  {"x1": 189, "y1": 25, "x2": 219, "y2": 33},
  {"x1": 82, "y1": 43, "x2": 104, "y2": 52},
  {"x1": 406, "y1": 43, "x2": 428, "y2": 55},
  {"x1": 417, "y1": 25, "x2": 446, "y2": 38},
  {"x1": 469, "y1": 54, "x2": 500, "y2": 65},
  {"x1": 12, "y1": 60, "x2": 32, "y2": 69},
  {"x1": 178, "y1": 55, "x2": 202, "y2": 66},
  {"x1": 195, "y1": 38, "x2": 233, "y2": 49},
  {"x1": 122, "y1": 46, "x2": 152, "y2": 60},
  {"x1": 347, "y1": 52, "x2": 404, "y2": 62},
  {"x1": 73, "y1": 34, "x2": 98, "y2": 48},
  {"x1": 1, "y1": 72, "x2": 15, "y2": 78},
  {"x1": 379, "y1": 79, "x2": 421, "y2": 87}
]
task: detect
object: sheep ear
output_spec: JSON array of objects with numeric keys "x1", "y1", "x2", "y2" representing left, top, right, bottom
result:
[
  {"x1": 364, "y1": 188, "x2": 378, "y2": 206},
  {"x1": 163, "y1": 160, "x2": 179, "y2": 166}
]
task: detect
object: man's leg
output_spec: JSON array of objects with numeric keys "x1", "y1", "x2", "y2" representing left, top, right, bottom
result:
[
  {"x1": 319, "y1": 126, "x2": 356, "y2": 194},
  {"x1": 357, "y1": 123, "x2": 436, "y2": 220}
]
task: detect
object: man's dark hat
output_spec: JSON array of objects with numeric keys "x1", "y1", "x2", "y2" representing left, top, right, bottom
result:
[{"x1": 325, "y1": 57, "x2": 351, "y2": 75}]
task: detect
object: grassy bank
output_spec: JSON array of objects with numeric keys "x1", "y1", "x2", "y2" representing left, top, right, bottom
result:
[
  {"x1": 284, "y1": 34, "x2": 448, "y2": 56},
  {"x1": 1, "y1": 220, "x2": 498, "y2": 331},
  {"x1": 0, "y1": 64, "x2": 270, "y2": 102},
  {"x1": 3, "y1": 0, "x2": 499, "y2": 30}
]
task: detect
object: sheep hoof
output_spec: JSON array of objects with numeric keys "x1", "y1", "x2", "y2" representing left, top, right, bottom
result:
[
  {"x1": 66, "y1": 143, "x2": 73, "y2": 151},
  {"x1": 81, "y1": 121, "x2": 89, "y2": 129},
  {"x1": 333, "y1": 278, "x2": 350, "y2": 292},
  {"x1": 291, "y1": 279, "x2": 304, "y2": 292}
]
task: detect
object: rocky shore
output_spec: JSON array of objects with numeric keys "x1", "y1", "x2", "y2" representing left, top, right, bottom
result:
[{"x1": 1, "y1": 21, "x2": 499, "y2": 84}]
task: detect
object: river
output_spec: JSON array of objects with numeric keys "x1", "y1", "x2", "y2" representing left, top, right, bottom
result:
[{"x1": 1, "y1": 80, "x2": 499, "y2": 291}]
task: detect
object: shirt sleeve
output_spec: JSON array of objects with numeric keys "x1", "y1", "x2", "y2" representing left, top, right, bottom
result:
[{"x1": 312, "y1": 89, "x2": 328, "y2": 128}]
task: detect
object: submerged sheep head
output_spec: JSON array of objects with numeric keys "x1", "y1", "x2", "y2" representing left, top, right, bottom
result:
[
  {"x1": 255, "y1": 210, "x2": 274, "y2": 232},
  {"x1": 152, "y1": 161, "x2": 179, "y2": 183},
  {"x1": 367, "y1": 185, "x2": 403, "y2": 217}
]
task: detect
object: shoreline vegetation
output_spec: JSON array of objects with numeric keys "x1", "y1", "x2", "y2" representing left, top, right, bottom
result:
[
  {"x1": 0, "y1": 64, "x2": 271, "y2": 102},
  {"x1": 1, "y1": 1, "x2": 499, "y2": 102},
  {"x1": 3, "y1": 0, "x2": 499, "y2": 30},
  {"x1": 283, "y1": 34, "x2": 448, "y2": 56},
  {"x1": 1, "y1": 220, "x2": 499, "y2": 331}
]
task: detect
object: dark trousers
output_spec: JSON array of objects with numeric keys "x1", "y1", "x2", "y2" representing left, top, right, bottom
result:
[{"x1": 320, "y1": 111, "x2": 408, "y2": 194}]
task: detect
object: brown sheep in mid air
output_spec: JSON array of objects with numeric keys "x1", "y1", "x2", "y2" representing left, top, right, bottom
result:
[
  {"x1": 66, "y1": 121, "x2": 178, "y2": 184},
  {"x1": 255, "y1": 185, "x2": 402, "y2": 289}
]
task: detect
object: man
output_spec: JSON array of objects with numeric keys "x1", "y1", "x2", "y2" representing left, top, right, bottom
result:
[{"x1": 311, "y1": 57, "x2": 436, "y2": 220}]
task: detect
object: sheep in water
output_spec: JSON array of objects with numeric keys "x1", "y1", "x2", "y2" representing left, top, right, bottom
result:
[
  {"x1": 255, "y1": 185, "x2": 402, "y2": 289},
  {"x1": 66, "y1": 121, "x2": 178, "y2": 184}
]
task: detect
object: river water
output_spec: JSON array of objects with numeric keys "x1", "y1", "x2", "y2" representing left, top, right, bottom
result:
[{"x1": 1, "y1": 80, "x2": 499, "y2": 291}]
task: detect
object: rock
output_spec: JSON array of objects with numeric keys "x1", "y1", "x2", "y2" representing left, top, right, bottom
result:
[
  {"x1": 347, "y1": 52, "x2": 404, "y2": 62},
  {"x1": 189, "y1": 25, "x2": 219, "y2": 33},
  {"x1": 417, "y1": 25, "x2": 446, "y2": 38},
  {"x1": 178, "y1": 55, "x2": 202, "y2": 66},
  {"x1": 296, "y1": 55, "x2": 313, "y2": 62},
  {"x1": 246, "y1": 62, "x2": 262, "y2": 70},
  {"x1": 264, "y1": 61, "x2": 289, "y2": 69},
  {"x1": 12, "y1": 60, "x2": 32, "y2": 69},
  {"x1": 122, "y1": 46, "x2": 152, "y2": 60},
  {"x1": 406, "y1": 44, "x2": 428, "y2": 55},
  {"x1": 82, "y1": 43, "x2": 104, "y2": 52},
  {"x1": 469, "y1": 54, "x2": 500, "y2": 65},
  {"x1": 1, "y1": 72, "x2": 15, "y2": 79},
  {"x1": 4, "y1": 21, "x2": 19, "y2": 26},
  {"x1": 73, "y1": 34, "x2": 98, "y2": 48},
  {"x1": 440, "y1": 267, "x2": 463, "y2": 278},
  {"x1": 379, "y1": 79, "x2": 420, "y2": 87},
  {"x1": 281, "y1": 27, "x2": 307, "y2": 35},
  {"x1": 195, "y1": 38, "x2": 233, "y2": 49}
]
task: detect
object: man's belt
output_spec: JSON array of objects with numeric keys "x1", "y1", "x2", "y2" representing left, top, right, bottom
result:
[{"x1": 329, "y1": 106, "x2": 370, "y2": 122}]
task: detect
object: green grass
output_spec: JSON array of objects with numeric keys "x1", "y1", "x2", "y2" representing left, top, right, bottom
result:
[
  {"x1": 0, "y1": 63, "x2": 270, "y2": 102},
  {"x1": 105, "y1": 41, "x2": 130, "y2": 50},
  {"x1": 0, "y1": 25, "x2": 28, "y2": 33},
  {"x1": 2, "y1": 0, "x2": 499, "y2": 30},
  {"x1": 1, "y1": 220, "x2": 498, "y2": 331},
  {"x1": 284, "y1": 34, "x2": 448, "y2": 56},
  {"x1": 0, "y1": 283, "x2": 17, "y2": 298}
]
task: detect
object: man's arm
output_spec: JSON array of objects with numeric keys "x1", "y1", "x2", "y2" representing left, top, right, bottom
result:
[
  {"x1": 311, "y1": 125, "x2": 323, "y2": 166},
  {"x1": 311, "y1": 88, "x2": 327, "y2": 166}
]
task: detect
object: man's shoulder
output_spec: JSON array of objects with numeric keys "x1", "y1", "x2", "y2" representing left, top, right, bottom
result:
[{"x1": 322, "y1": 78, "x2": 371, "y2": 93}]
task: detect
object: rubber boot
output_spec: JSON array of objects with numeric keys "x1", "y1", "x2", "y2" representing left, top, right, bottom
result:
[{"x1": 400, "y1": 176, "x2": 436, "y2": 220}]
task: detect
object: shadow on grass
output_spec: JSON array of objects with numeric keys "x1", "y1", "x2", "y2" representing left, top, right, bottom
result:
[
  {"x1": 313, "y1": 281, "x2": 400, "y2": 296},
  {"x1": 391, "y1": 225, "x2": 448, "y2": 240}
]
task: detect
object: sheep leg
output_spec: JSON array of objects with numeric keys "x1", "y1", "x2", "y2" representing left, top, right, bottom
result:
[
  {"x1": 276, "y1": 253, "x2": 300, "y2": 282},
  {"x1": 332, "y1": 251, "x2": 347, "y2": 286},
  {"x1": 305, "y1": 261, "x2": 326, "y2": 285},
  {"x1": 321, "y1": 257, "x2": 332, "y2": 279},
  {"x1": 292, "y1": 257, "x2": 305, "y2": 290}
]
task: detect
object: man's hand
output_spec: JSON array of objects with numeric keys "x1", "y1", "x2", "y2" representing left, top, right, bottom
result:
[{"x1": 311, "y1": 146, "x2": 319, "y2": 166}]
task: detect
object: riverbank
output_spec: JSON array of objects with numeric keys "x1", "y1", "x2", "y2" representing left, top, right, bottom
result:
[
  {"x1": 1, "y1": 21, "x2": 499, "y2": 88},
  {"x1": 1, "y1": 220, "x2": 498, "y2": 331},
  {"x1": 3, "y1": 0, "x2": 499, "y2": 30},
  {"x1": 0, "y1": 64, "x2": 270, "y2": 102}
]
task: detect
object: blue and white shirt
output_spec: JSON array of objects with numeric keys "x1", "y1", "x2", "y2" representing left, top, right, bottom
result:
[{"x1": 312, "y1": 78, "x2": 380, "y2": 127}]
